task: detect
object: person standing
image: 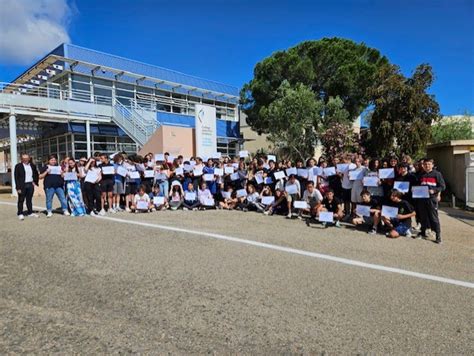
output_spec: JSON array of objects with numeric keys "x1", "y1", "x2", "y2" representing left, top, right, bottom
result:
[
  {"x1": 39, "y1": 154, "x2": 70, "y2": 218},
  {"x1": 417, "y1": 158, "x2": 446, "y2": 244},
  {"x1": 14, "y1": 153, "x2": 39, "y2": 220}
]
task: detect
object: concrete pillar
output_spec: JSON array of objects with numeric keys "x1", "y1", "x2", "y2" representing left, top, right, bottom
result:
[
  {"x1": 9, "y1": 111, "x2": 17, "y2": 196},
  {"x1": 86, "y1": 120, "x2": 91, "y2": 158}
]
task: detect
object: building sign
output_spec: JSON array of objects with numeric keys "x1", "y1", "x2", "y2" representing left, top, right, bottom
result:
[{"x1": 195, "y1": 104, "x2": 217, "y2": 157}]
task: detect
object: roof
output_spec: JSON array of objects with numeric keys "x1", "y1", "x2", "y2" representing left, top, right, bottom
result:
[{"x1": 12, "y1": 43, "x2": 240, "y2": 98}]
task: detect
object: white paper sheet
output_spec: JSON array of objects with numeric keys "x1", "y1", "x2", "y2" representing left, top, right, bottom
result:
[
  {"x1": 356, "y1": 204, "x2": 371, "y2": 217},
  {"x1": 363, "y1": 176, "x2": 379, "y2": 187},
  {"x1": 261, "y1": 196, "x2": 275, "y2": 205},
  {"x1": 236, "y1": 189, "x2": 247, "y2": 197},
  {"x1": 101, "y1": 166, "x2": 115, "y2": 175},
  {"x1": 378, "y1": 168, "x2": 395, "y2": 179},
  {"x1": 319, "y1": 211, "x2": 334, "y2": 222},
  {"x1": 214, "y1": 168, "x2": 224, "y2": 176},
  {"x1": 274, "y1": 171, "x2": 286, "y2": 180},
  {"x1": 412, "y1": 185, "x2": 430, "y2": 198},
  {"x1": 64, "y1": 172, "x2": 77, "y2": 181},
  {"x1": 293, "y1": 200, "x2": 309, "y2": 209},
  {"x1": 285, "y1": 167, "x2": 297, "y2": 176},
  {"x1": 381, "y1": 205, "x2": 398, "y2": 218},
  {"x1": 153, "y1": 196, "x2": 165, "y2": 205},
  {"x1": 285, "y1": 184, "x2": 298, "y2": 195},
  {"x1": 185, "y1": 192, "x2": 196, "y2": 201},
  {"x1": 394, "y1": 181, "x2": 410, "y2": 193},
  {"x1": 137, "y1": 200, "x2": 149, "y2": 210}
]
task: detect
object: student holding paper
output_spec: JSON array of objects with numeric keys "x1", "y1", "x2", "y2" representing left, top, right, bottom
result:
[
  {"x1": 321, "y1": 189, "x2": 344, "y2": 227},
  {"x1": 149, "y1": 184, "x2": 168, "y2": 211},
  {"x1": 112, "y1": 154, "x2": 126, "y2": 212},
  {"x1": 416, "y1": 158, "x2": 446, "y2": 243},
  {"x1": 83, "y1": 157, "x2": 102, "y2": 216},
  {"x1": 350, "y1": 157, "x2": 368, "y2": 206},
  {"x1": 352, "y1": 190, "x2": 381, "y2": 235},
  {"x1": 203, "y1": 159, "x2": 217, "y2": 195},
  {"x1": 39, "y1": 155, "x2": 69, "y2": 217},
  {"x1": 156, "y1": 162, "x2": 170, "y2": 201},
  {"x1": 63, "y1": 158, "x2": 86, "y2": 217},
  {"x1": 300, "y1": 181, "x2": 324, "y2": 219},
  {"x1": 284, "y1": 175, "x2": 301, "y2": 218},
  {"x1": 340, "y1": 155, "x2": 353, "y2": 220},
  {"x1": 14, "y1": 153, "x2": 39, "y2": 220},
  {"x1": 168, "y1": 182, "x2": 184, "y2": 211},
  {"x1": 131, "y1": 185, "x2": 152, "y2": 213},
  {"x1": 381, "y1": 190, "x2": 416, "y2": 238},
  {"x1": 239, "y1": 184, "x2": 265, "y2": 212},
  {"x1": 142, "y1": 161, "x2": 155, "y2": 194},
  {"x1": 216, "y1": 185, "x2": 237, "y2": 210},
  {"x1": 265, "y1": 188, "x2": 289, "y2": 216},
  {"x1": 99, "y1": 153, "x2": 115, "y2": 215},
  {"x1": 124, "y1": 159, "x2": 140, "y2": 212},
  {"x1": 183, "y1": 182, "x2": 200, "y2": 210},
  {"x1": 198, "y1": 182, "x2": 215, "y2": 210},
  {"x1": 365, "y1": 159, "x2": 384, "y2": 199}
]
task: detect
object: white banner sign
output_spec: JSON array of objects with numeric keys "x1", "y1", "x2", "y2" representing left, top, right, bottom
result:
[{"x1": 195, "y1": 104, "x2": 217, "y2": 158}]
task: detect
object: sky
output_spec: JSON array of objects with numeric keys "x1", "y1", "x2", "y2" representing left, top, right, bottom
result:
[{"x1": 0, "y1": 0, "x2": 473, "y2": 115}]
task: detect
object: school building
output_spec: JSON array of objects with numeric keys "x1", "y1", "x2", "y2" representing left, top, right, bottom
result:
[{"x1": 0, "y1": 43, "x2": 241, "y2": 190}]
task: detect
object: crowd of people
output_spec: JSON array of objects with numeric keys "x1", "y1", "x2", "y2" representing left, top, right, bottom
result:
[{"x1": 14, "y1": 150, "x2": 446, "y2": 243}]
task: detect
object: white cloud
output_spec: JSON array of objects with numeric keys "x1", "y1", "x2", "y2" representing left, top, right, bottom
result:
[{"x1": 0, "y1": 0, "x2": 73, "y2": 65}]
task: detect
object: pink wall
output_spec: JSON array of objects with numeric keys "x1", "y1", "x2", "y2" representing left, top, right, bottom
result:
[{"x1": 139, "y1": 125, "x2": 195, "y2": 158}]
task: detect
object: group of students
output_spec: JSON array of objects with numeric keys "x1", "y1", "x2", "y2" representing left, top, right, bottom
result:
[{"x1": 14, "y1": 150, "x2": 446, "y2": 244}]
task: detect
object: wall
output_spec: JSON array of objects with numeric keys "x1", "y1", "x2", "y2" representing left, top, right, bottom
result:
[
  {"x1": 427, "y1": 140, "x2": 474, "y2": 201},
  {"x1": 139, "y1": 125, "x2": 195, "y2": 158}
]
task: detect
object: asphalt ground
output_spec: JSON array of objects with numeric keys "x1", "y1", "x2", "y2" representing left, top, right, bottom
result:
[{"x1": 0, "y1": 195, "x2": 473, "y2": 354}]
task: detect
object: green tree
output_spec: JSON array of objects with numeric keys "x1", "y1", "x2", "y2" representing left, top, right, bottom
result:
[
  {"x1": 431, "y1": 115, "x2": 474, "y2": 144},
  {"x1": 241, "y1": 37, "x2": 390, "y2": 135},
  {"x1": 258, "y1": 82, "x2": 351, "y2": 161},
  {"x1": 367, "y1": 64, "x2": 440, "y2": 158}
]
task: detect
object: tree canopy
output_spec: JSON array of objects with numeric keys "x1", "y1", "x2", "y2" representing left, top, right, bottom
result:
[
  {"x1": 366, "y1": 63, "x2": 440, "y2": 158},
  {"x1": 240, "y1": 37, "x2": 389, "y2": 135},
  {"x1": 430, "y1": 115, "x2": 474, "y2": 144}
]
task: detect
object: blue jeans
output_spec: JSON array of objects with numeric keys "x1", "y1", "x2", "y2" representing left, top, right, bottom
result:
[
  {"x1": 158, "y1": 180, "x2": 169, "y2": 197},
  {"x1": 45, "y1": 187, "x2": 68, "y2": 212}
]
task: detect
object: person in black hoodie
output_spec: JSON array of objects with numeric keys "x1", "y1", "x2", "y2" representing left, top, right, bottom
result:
[
  {"x1": 417, "y1": 158, "x2": 446, "y2": 244},
  {"x1": 14, "y1": 153, "x2": 39, "y2": 220}
]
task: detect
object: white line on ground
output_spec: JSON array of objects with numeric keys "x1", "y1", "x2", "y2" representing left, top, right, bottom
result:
[{"x1": 1, "y1": 201, "x2": 473, "y2": 289}]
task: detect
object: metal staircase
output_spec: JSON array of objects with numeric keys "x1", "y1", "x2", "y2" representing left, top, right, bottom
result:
[{"x1": 112, "y1": 99, "x2": 158, "y2": 147}]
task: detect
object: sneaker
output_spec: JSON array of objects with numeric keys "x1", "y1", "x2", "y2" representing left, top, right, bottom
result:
[
  {"x1": 27, "y1": 213, "x2": 39, "y2": 218},
  {"x1": 99, "y1": 209, "x2": 106, "y2": 216},
  {"x1": 243, "y1": 207, "x2": 249, "y2": 212},
  {"x1": 417, "y1": 232, "x2": 427, "y2": 240},
  {"x1": 368, "y1": 228, "x2": 377, "y2": 235},
  {"x1": 297, "y1": 214, "x2": 303, "y2": 220},
  {"x1": 192, "y1": 207, "x2": 198, "y2": 211},
  {"x1": 109, "y1": 208, "x2": 117, "y2": 214},
  {"x1": 435, "y1": 236, "x2": 442, "y2": 244},
  {"x1": 286, "y1": 213, "x2": 292, "y2": 219},
  {"x1": 46, "y1": 211, "x2": 53, "y2": 218},
  {"x1": 63, "y1": 210, "x2": 70, "y2": 216},
  {"x1": 263, "y1": 210, "x2": 270, "y2": 215},
  {"x1": 183, "y1": 207, "x2": 189, "y2": 211},
  {"x1": 321, "y1": 222, "x2": 327, "y2": 228},
  {"x1": 89, "y1": 210, "x2": 97, "y2": 216},
  {"x1": 335, "y1": 221, "x2": 341, "y2": 228},
  {"x1": 18, "y1": 214, "x2": 25, "y2": 221},
  {"x1": 115, "y1": 206, "x2": 123, "y2": 212},
  {"x1": 151, "y1": 207, "x2": 156, "y2": 212},
  {"x1": 125, "y1": 207, "x2": 131, "y2": 213},
  {"x1": 405, "y1": 230, "x2": 412, "y2": 238}
]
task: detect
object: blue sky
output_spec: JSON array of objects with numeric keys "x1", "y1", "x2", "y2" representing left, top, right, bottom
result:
[{"x1": 0, "y1": 0, "x2": 473, "y2": 115}]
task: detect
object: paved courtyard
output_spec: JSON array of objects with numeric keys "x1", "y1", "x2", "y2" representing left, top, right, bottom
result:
[{"x1": 0, "y1": 195, "x2": 473, "y2": 354}]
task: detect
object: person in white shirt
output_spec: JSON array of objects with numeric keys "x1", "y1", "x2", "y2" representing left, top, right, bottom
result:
[
  {"x1": 284, "y1": 174, "x2": 301, "y2": 218},
  {"x1": 301, "y1": 181, "x2": 324, "y2": 218},
  {"x1": 132, "y1": 185, "x2": 152, "y2": 213}
]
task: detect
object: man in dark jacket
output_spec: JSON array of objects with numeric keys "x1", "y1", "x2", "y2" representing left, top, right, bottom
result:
[
  {"x1": 417, "y1": 158, "x2": 446, "y2": 244},
  {"x1": 14, "y1": 153, "x2": 39, "y2": 220}
]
